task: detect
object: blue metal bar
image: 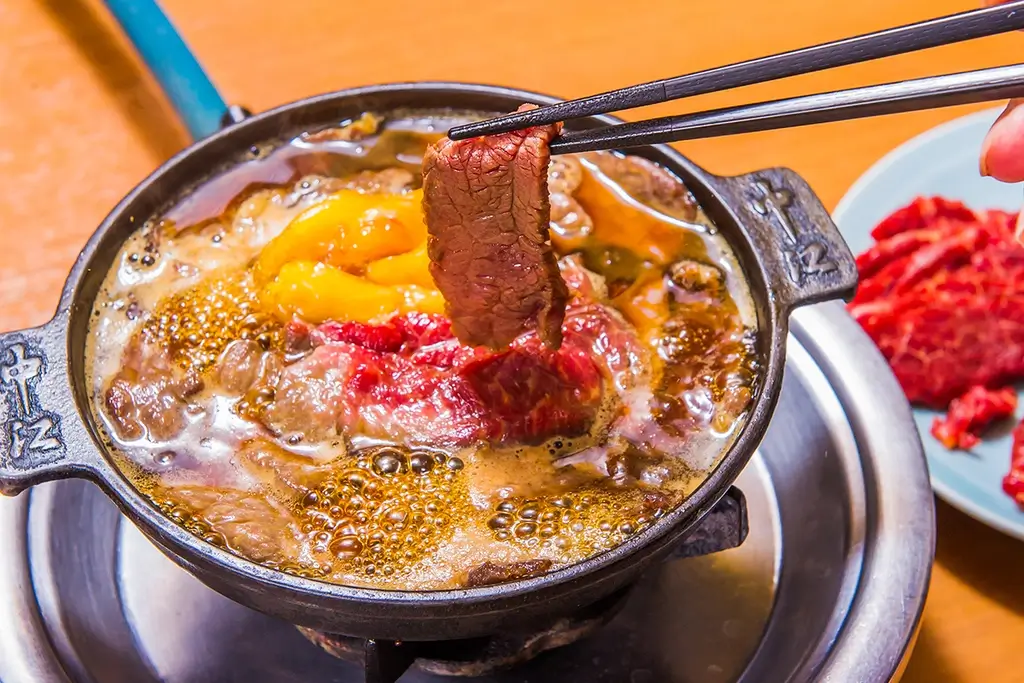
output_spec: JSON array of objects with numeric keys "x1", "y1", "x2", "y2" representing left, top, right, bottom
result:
[{"x1": 102, "y1": 0, "x2": 228, "y2": 141}]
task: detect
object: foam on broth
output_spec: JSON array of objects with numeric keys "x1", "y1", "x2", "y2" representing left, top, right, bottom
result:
[{"x1": 86, "y1": 112, "x2": 760, "y2": 590}]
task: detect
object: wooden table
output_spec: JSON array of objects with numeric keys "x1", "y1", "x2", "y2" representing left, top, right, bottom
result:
[{"x1": 2, "y1": 0, "x2": 1022, "y2": 679}]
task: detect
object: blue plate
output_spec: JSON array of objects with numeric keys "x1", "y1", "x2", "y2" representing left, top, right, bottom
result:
[{"x1": 832, "y1": 107, "x2": 1024, "y2": 542}]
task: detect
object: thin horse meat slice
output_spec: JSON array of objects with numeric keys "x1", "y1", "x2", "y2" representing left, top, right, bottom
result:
[
  {"x1": 422, "y1": 106, "x2": 569, "y2": 350},
  {"x1": 930, "y1": 385, "x2": 1017, "y2": 450},
  {"x1": 1007, "y1": 420, "x2": 1024, "y2": 506},
  {"x1": 849, "y1": 196, "x2": 1024, "y2": 508}
]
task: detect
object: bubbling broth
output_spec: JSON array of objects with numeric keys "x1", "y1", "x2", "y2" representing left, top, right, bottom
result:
[{"x1": 87, "y1": 112, "x2": 760, "y2": 590}]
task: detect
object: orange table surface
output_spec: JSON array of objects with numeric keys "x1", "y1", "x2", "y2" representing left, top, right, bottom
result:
[{"x1": 2, "y1": 0, "x2": 1023, "y2": 680}]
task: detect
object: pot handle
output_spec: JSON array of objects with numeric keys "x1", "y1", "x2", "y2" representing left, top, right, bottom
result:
[
  {"x1": 714, "y1": 168, "x2": 859, "y2": 312},
  {"x1": 100, "y1": 0, "x2": 251, "y2": 140},
  {"x1": 0, "y1": 319, "x2": 103, "y2": 496}
]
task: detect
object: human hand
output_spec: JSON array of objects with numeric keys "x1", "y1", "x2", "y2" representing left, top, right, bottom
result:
[{"x1": 980, "y1": 1, "x2": 1024, "y2": 182}]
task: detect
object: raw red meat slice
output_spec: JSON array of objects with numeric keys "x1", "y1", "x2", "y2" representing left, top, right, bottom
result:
[
  {"x1": 979, "y1": 209, "x2": 1019, "y2": 239},
  {"x1": 1006, "y1": 421, "x2": 1024, "y2": 507},
  {"x1": 888, "y1": 227, "x2": 989, "y2": 296},
  {"x1": 850, "y1": 252, "x2": 916, "y2": 305},
  {"x1": 849, "y1": 195, "x2": 1024, "y2": 508},
  {"x1": 853, "y1": 223, "x2": 1001, "y2": 306},
  {"x1": 852, "y1": 229, "x2": 981, "y2": 306},
  {"x1": 311, "y1": 313, "x2": 453, "y2": 354},
  {"x1": 851, "y1": 286, "x2": 1024, "y2": 407},
  {"x1": 870, "y1": 196, "x2": 977, "y2": 240},
  {"x1": 310, "y1": 319, "x2": 407, "y2": 353},
  {"x1": 848, "y1": 202, "x2": 1024, "y2": 407},
  {"x1": 851, "y1": 217, "x2": 1000, "y2": 304},
  {"x1": 263, "y1": 303, "x2": 644, "y2": 448},
  {"x1": 459, "y1": 333, "x2": 605, "y2": 441},
  {"x1": 856, "y1": 228, "x2": 948, "y2": 280},
  {"x1": 930, "y1": 385, "x2": 1017, "y2": 450}
]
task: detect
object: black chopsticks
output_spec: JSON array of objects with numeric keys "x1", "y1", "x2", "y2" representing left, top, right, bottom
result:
[
  {"x1": 447, "y1": 1, "x2": 1024, "y2": 151},
  {"x1": 549, "y1": 63, "x2": 1024, "y2": 154}
]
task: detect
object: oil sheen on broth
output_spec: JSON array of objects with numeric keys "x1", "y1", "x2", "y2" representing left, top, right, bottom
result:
[{"x1": 86, "y1": 112, "x2": 759, "y2": 591}]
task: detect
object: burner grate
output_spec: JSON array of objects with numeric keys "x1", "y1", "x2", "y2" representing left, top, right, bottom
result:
[{"x1": 299, "y1": 587, "x2": 630, "y2": 681}]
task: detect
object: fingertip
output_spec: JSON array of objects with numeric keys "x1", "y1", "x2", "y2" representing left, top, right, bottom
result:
[{"x1": 980, "y1": 99, "x2": 1024, "y2": 183}]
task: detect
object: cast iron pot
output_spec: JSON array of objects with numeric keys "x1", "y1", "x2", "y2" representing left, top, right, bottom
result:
[{"x1": 0, "y1": 82, "x2": 858, "y2": 641}]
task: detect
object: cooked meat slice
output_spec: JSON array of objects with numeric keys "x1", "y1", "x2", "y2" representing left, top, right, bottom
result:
[
  {"x1": 547, "y1": 156, "x2": 584, "y2": 195},
  {"x1": 301, "y1": 113, "x2": 382, "y2": 143},
  {"x1": 104, "y1": 339, "x2": 203, "y2": 441},
  {"x1": 238, "y1": 440, "x2": 336, "y2": 497},
  {"x1": 548, "y1": 156, "x2": 594, "y2": 253},
  {"x1": 422, "y1": 107, "x2": 569, "y2": 350},
  {"x1": 216, "y1": 340, "x2": 281, "y2": 395},
  {"x1": 335, "y1": 168, "x2": 414, "y2": 194},
  {"x1": 165, "y1": 485, "x2": 301, "y2": 564},
  {"x1": 586, "y1": 152, "x2": 698, "y2": 222},
  {"x1": 466, "y1": 559, "x2": 553, "y2": 587},
  {"x1": 667, "y1": 259, "x2": 725, "y2": 300}
]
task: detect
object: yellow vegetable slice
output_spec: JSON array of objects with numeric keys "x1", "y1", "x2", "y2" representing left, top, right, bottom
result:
[
  {"x1": 260, "y1": 261, "x2": 404, "y2": 324},
  {"x1": 254, "y1": 189, "x2": 426, "y2": 283},
  {"x1": 260, "y1": 261, "x2": 446, "y2": 324},
  {"x1": 365, "y1": 243, "x2": 434, "y2": 288},
  {"x1": 398, "y1": 285, "x2": 446, "y2": 315}
]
